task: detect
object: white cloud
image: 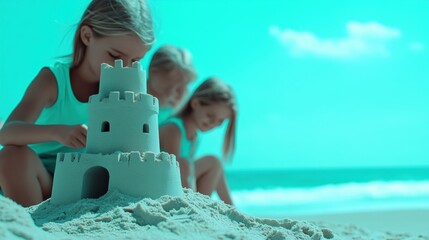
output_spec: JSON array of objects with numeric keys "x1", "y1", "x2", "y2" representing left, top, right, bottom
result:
[
  {"x1": 269, "y1": 21, "x2": 401, "y2": 59},
  {"x1": 347, "y1": 21, "x2": 400, "y2": 39},
  {"x1": 409, "y1": 42, "x2": 425, "y2": 52}
]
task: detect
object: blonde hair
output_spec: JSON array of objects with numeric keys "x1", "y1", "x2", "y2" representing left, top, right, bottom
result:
[
  {"x1": 148, "y1": 45, "x2": 197, "y2": 83},
  {"x1": 71, "y1": 0, "x2": 154, "y2": 68},
  {"x1": 178, "y1": 77, "x2": 237, "y2": 161}
]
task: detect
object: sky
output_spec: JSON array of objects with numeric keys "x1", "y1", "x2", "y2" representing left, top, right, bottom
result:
[{"x1": 0, "y1": 0, "x2": 428, "y2": 170}]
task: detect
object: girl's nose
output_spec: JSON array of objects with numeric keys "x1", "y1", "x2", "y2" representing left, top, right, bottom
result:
[
  {"x1": 124, "y1": 60, "x2": 133, "y2": 67},
  {"x1": 120, "y1": 58, "x2": 135, "y2": 67},
  {"x1": 113, "y1": 59, "x2": 132, "y2": 67}
]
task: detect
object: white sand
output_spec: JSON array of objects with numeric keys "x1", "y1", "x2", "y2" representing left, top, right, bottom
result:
[
  {"x1": 291, "y1": 209, "x2": 429, "y2": 236},
  {"x1": 0, "y1": 189, "x2": 427, "y2": 240}
]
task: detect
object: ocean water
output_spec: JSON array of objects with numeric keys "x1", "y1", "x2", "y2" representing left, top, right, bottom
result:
[{"x1": 225, "y1": 167, "x2": 429, "y2": 217}]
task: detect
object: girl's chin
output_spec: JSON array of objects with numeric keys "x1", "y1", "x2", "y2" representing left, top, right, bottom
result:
[{"x1": 199, "y1": 124, "x2": 211, "y2": 132}]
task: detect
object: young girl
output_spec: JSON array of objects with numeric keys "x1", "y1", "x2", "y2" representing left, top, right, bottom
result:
[
  {"x1": 159, "y1": 77, "x2": 237, "y2": 205},
  {"x1": 147, "y1": 45, "x2": 197, "y2": 124},
  {"x1": 0, "y1": 0, "x2": 154, "y2": 206}
]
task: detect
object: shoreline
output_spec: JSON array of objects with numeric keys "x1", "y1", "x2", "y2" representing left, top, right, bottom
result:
[{"x1": 288, "y1": 208, "x2": 429, "y2": 236}]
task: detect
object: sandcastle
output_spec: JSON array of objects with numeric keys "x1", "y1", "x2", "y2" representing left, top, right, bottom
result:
[{"x1": 50, "y1": 60, "x2": 183, "y2": 204}]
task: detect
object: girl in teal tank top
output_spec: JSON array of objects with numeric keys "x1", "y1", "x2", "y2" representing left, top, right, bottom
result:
[
  {"x1": 160, "y1": 77, "x2": 237, "y2": 205},
  {"x1": 0, "y1": 0, "x2": 154, "y2": 207}
]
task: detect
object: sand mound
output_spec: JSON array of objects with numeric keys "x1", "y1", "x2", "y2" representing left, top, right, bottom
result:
[{"x1": 0, "y1": 189, "x2": 334, "y2": 240}]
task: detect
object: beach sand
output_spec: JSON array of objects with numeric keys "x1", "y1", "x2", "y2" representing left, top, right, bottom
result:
[
  {"x1": 1, "y1": 189, "x2": 428, "y2": 240},
  {"x1": 291, "y1": 209, "x2": 429, "y2": 236}
]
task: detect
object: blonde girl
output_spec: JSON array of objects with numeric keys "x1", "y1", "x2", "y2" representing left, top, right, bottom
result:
[
  {"x1": 160, "y1": 77, "x2": 237, "y2": 205},
  {"x1": 147, "y1": 45, "x2": 197, "y2": 124},
  {"x1": 0, "y1": 0, "x2": 154, "y2": 206}
]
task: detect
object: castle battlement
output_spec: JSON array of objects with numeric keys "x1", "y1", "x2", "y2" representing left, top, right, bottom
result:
[
  {"x1": 89, "y1": 91, "x2": 159, "y2": 112},
  {"x1": 98, "y1": 60, "x2": 147, "y2": 99},
  {"x1": 57, "y1": 152, "x2": 82, "y2": 163},
  {"x1": 56, "y1": 151, "x2": 178, "y2": 167}
]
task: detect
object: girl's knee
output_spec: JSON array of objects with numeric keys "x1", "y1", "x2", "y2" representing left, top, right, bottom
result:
[
  {"x1": 207, "y1": 155, "x2": 222, "y2": 170},
  {"x1": 0, "y1": 146, "x2": 38, "y2": 174},
  {"x1": 209, "y1": 155, "x2": 222, "y2": 166},
  {"x1": 194, "y1": 155, "x2": 224, "y2": 180}
]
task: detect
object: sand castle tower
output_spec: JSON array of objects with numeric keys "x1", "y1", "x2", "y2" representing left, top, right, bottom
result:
[{"x1": 51, "y1": 60, "x2": 183, "y2": 205}]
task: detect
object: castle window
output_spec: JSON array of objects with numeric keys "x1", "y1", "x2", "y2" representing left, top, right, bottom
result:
[
  {"x1": 101, "y1": 121, "x2": 110, "y2": 132},
  {"x1": 143, "y1": 123, "x2": 149, "y2": 133}
]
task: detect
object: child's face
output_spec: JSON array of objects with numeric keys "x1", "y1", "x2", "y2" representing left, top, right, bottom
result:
[
  {"x1": 83, "y1": 29, "x2": 150, "y2": 82},
  {"x1": 191, "y1": 101, "x2": 232, "y2": 132},
  {"x1": 151, "y1": 68, "x2": 191, "y2": 107}
]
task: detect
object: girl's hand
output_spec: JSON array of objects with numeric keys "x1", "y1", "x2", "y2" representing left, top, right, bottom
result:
[{"x1": 54, "y1": 124, "x2": 88, "y2": 148}]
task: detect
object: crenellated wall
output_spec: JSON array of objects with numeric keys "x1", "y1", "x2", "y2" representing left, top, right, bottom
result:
[
  {"x1": 86, "y1": 90, "x2": 160, "y2": 154},
  {"x1": 52, "y1": 151, "x2": 181, "y2": 204},
  {"x1": 98, "y1": 60, "x2": 146, "y2": 99}
]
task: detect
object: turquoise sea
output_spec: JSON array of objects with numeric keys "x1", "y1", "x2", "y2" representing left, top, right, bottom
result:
[{"x1": 225, "y1": 167, "x2": 429, "y2": 217}]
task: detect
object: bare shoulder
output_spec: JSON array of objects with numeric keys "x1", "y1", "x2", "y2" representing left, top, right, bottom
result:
[
  {"x1": 6, "y1": 67, "x2": 58, "y2": 122},
  {"x1": 159, "y1": 123, "x2": 182, "y2": 140},
  {"x1": 30, "y1": 68, "x2": 58, "y2": 105}
]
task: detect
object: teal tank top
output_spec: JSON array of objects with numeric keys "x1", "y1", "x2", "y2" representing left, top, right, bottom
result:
[
  {"x1": 30, "y1": 60, "x2": 88, "y2": 155},
  {"x1": 161, "y1": 117, "x2": 200, "y2": 161}
]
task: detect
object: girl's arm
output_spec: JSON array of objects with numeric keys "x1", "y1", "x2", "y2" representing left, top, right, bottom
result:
[
  {"x1": 0, "y1": 68, "x2": 86, "y2": 148},
  {"x1": 159, "y1": 123, "x2": 191, "y2": 188}
]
